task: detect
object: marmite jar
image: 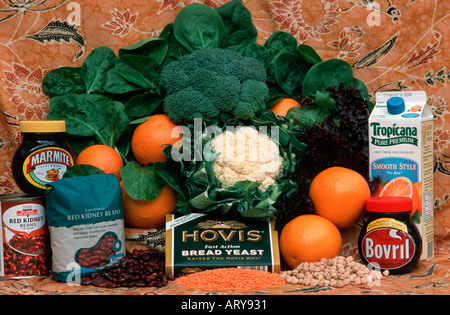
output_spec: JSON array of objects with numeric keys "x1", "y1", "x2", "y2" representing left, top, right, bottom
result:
[
  {"x1": 11, "y1": 121, "x2": 74, "y2": 194},
  {"x1": 358, "y1": 196, "x2": 422, "y2": 275}
]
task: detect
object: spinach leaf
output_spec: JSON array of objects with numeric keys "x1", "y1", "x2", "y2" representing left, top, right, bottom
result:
[
  {"x1": 174, "y1": 3, "x2": 224, "y2": 52},
  {"x1": 63, "y1": 164, "x2": 105, "y2": 178},
  {"x1": 119, "y1": 38, "x2": 168, "y2": 65},
  {"x1": 302, "y1": 59, "x2": 354, "y2": 98},
  {"x1": 47, "y1": 94, "x2": 106, "y2": 136},
  {"x1": 297, "y1": 44, "x2": 322, "y2": 65},
  {"x1": 159, "y1": 23, "x2": 190, "y2": 66},
  {"x1": 120, "y1": 161, "x2": 162, "y2": 200},
  {"x1": 242, "y1": 43, "x2": 270, "y2": 68},
  {"x1": 264, "y1": 31, "x2": 298, "y2": 63},
  {"x1": 42, "y1": 67, "x2": 86, "y2": 97},
  {"x1": 97, "y1": 100, "x2": 130, "y2": 147},
  {"x1": 216, "y1": 0, "x2": 257, "y2": 53},
  {"x1": 116, "y1": 54, "x2": 161, "y2": 90},
  {"x1": 285, "y1": 98, "x2": 331, "y2": 129},
  {"x1": 274, "y1": 53, "x2": 311, "y2": 97},
  {"x1": 264, "y1": 31, "x2": 298, "y2": 87},
  {"x1": 46, "y1": 94, "x2": 128, "y2": 148},
  {"x1": 103, "y1": 67, "x2": 145, "y2": 95},
  {"x1": 125, "y1": 91, "x2": 162, "y2": 119},
  {"x1": 80, "y1": 46, "x2": 117, "y2": 94},
  {"x1": 351, "y1": 78, "x2": 369, "y2": 100}
]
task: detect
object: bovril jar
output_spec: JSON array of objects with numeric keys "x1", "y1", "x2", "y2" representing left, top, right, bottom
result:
[
  {"x1": 358, "y1": 197, "x2": 422, "y2": 275},
  {"x1": 11, "y1": 120, "x2": 73, "y2": 195}
]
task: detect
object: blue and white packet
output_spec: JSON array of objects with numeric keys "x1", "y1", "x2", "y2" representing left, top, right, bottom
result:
[{"x1": 45, "y1": 173, "x2": 125, "y2": 283}]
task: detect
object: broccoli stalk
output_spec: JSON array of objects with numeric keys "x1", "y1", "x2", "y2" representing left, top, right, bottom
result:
[{"x1": 159, "y1": 48, "x2": 269, "y2": 123}]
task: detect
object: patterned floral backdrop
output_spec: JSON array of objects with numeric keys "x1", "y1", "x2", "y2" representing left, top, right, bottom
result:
[{"x1": 0, "y1": 0, "x2": 448, "y2": 251}]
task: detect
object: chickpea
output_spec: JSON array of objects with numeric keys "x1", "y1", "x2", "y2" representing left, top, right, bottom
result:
[{"x1": 283, "y1": 255, "x2": 389, "y2": 288}]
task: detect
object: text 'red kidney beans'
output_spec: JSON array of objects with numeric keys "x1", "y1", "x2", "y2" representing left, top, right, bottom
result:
[{"x1": 80, "y1": 249, "x2": 175, "y2": 288}]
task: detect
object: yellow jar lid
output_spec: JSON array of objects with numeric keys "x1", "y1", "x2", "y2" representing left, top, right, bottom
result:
[{"x1": 19, "y1": 120, "x2": 66, "y2": 133}]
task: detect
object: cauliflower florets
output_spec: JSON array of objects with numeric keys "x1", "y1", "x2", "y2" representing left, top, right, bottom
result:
[{"x1": 211, "y1": 126, "x2": 284, "y2": 192}]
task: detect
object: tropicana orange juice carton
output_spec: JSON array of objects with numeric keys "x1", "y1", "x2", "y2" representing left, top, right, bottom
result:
[{"x1": 369, "y1": 91, "x2": 434, "y2": 260}]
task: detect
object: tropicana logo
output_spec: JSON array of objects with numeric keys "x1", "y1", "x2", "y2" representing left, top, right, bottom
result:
[{"x1": 369, "y1": 122, "x2": 418, "y2": 147}]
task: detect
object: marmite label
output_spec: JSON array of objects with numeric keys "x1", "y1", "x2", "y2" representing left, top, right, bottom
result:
[
  {"x1": 22, "y1": 147, "x2": 73, "y2": 189},
  {"x1": 361, "y1": 218, "x2": 416, "y2": 271}
]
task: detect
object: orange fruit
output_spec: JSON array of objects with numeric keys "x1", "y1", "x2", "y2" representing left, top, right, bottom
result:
[
  {"x1": 309, "y1": 166, "x2": 371, "y2": 229},
  {"x1": 120, "y1": 182, "x2": 177, "y2": 228},
  {"x1": 76, "y1": 144, "x2": 124, "y2": 180},
  {"x1": 269, "y1": 98, "x2": 299, "y2": 117},
  {"x1": 279, "y1": 214, "x2": 342, "y2": 268},
  {"x1": 379, "y1": 177, "x2": 421, "y2": 216},
  {"x1": 131, "y1": 114, "x2": 182, "y2": 166}
]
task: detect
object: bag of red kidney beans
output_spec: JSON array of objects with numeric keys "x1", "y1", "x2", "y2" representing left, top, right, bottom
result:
[{"x1": 45, "y1": 173, "x2": 125, "y2": 283}]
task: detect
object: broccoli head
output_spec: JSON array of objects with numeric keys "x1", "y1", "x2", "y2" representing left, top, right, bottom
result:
[{"x1": 159, "y1": 48, "x2": 269, "y2": 123}]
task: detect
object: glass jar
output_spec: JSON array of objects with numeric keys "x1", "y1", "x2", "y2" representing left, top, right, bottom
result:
[
  {"x1": 358, "y1": 196, "x2": 422, "y2": 275},
  {"x1": 11, "y1": 120, "x2": 73, "y2": 194}
]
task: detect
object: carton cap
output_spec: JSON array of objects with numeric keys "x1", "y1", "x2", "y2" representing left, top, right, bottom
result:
[{"x1": 387, "y1": 97, "x2": 405, "y2": 115}]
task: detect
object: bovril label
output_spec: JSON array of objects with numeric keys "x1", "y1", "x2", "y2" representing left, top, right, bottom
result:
[
  {"x1": 165, "y1": 213, "x2": 280, "y2": 276},
  {"x1": 360, "y1": 218, "x2": 416, "y2": 271}
]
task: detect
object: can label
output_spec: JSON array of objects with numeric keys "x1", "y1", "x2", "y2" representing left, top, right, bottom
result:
[
  {"x1": 360, "y1": 218, "x2": 416, "y2": 271},
  {"x1": 22, "y1": 147, "x2": 73, "y2": 190},
  {"x1": 1, "y1": 195, "x2": 50, "y2": 278}
]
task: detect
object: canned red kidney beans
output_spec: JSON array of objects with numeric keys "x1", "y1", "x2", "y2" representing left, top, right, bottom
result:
[
  {"x1": 358, "y1": 196, "x2": 422, "y2": 275},
  {"x1": 0, "y1": 193, "x2": 51, "y2": 279}
]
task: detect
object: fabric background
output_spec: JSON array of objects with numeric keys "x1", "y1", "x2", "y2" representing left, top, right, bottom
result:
[{"x1": 0, "y1": 0, "x2": 449, "y2": 256}]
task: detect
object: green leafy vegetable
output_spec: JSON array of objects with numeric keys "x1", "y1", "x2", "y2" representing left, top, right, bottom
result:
[
  {"x1": 42, "y1": 67, "x2": 85, "y2": 97},
  {"x1": 215, "y1": 0, "x2": 257, "y2": 53},
  {"x1": 274, "y1": 53, "x2": 310, "y2": 97},
  {"x1": 174, "y1": 3, "x2": 224, "y2": 52},
  {"x1": 302, "y1": 59, "x2": 354, "y2": 98},
  {"x1": 120, "y1": 161, "x2": 163, "y2": 200},
  {"x1": 297, "y1": 44, "x2": 322, "y2": 65},
  {"x1": 62, "y1": 164, "x2": 105, "y2": 178},
  {"x1": 80, "y1": 46, "x2": 117, "y2": 94},
  {"x1": 118, "y1": 38, "x2": 168, "y2": 64},
  {"x1": 116, "y1": 54, "x2": 161, "y2": 90},
  {"x1": 46, "y1": 94, "x2": 129, "y2": 151}
]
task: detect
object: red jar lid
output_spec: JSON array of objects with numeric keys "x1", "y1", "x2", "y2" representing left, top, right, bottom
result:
[{"x1": 366, "y1": 196, "x2": 413, "y2": 213}]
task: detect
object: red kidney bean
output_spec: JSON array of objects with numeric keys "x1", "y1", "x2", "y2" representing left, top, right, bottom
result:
[{"x1": 80, "y1": 249, "x2": 176, "y2": 288}]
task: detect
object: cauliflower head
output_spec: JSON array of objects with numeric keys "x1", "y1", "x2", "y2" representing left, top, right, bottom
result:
[{"x1": 210, "y1": 126, "x2": 284, "y2": 192}]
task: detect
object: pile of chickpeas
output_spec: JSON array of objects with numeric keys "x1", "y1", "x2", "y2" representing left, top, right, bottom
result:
[{"x1": 281, "y1": 256, "x2": 389, "y2": 288}]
